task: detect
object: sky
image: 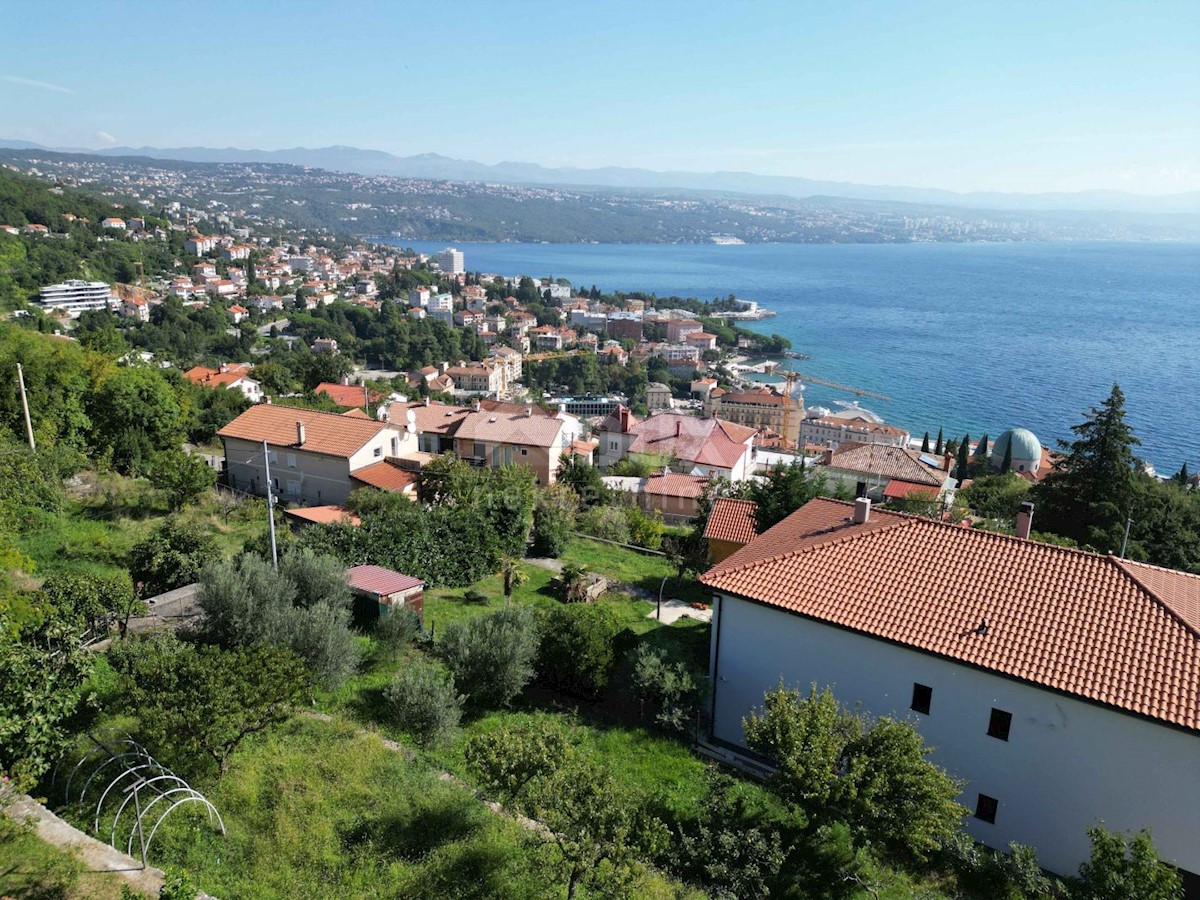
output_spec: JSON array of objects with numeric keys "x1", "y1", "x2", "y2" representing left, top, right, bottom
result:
[{"x1": 2, "y1": 0, "x2": 1198, "y2": 195}]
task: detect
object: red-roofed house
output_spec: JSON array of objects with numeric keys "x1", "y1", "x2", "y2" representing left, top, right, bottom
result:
[
  {"x1": 703, "y1": 496, "x2": 759, "y2": 563},
  {"x1": 184, "y1": 363, "x2": 263, "y2": 402},
  {"x1": 315, "y1": 381, "x2": 383, "y2": 409},
  {"x1": 597, "y1": 409, "x2": 758, "y2": 481},
  {"x1": 701, "y1": 496, "x2": 1200, "y2": 883}
]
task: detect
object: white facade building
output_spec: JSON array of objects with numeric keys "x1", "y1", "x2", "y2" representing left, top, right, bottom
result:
[
  {"x1": 702, "y1": 498, "x2": 1200, "y2": 885},
  {"x1": 433, "y1": 248, "x2": 464, "y2": 274},
  {"x1": 38, "y1": 280, "x2": 112, "y2": 313}
]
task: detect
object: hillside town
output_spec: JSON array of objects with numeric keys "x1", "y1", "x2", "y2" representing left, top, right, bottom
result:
[{"x1": 3, "y1": 161, "x2": 1200, "y2": 900}]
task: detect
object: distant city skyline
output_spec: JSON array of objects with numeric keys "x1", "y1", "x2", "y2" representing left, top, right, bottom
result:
[{"x1": 3, "y1": 0, "x2": 1198, "y2": 195}]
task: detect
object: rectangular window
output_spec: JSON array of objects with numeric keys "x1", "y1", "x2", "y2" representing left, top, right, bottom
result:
[
  {"x1": 286, "y1": 480, "x2": 301, "y2": 496},
  {"x1": 373, "y1": 446, "x2": 383, "y2": 458},
  {"x1": 988, "y1": 709, "x2": 1012, "y2": 741},
  {"x1": 268, "y1": 451, "x2": 278, "y2": 464},
  {"x1": 520, "y1": 447, "x2": 528, "y2": 456},
  {"x1": 975, "y1": 794, "x2": 998, "y2": 824},
  {"x1": 286, "y1": 453, "x2": 297, "y2": 468},
  {"x1": 910, "y1": 683, "x2": 932, "y2": 715},
  {"x1": 610, "y1": 441, "x2": 619, "y2": 451}
]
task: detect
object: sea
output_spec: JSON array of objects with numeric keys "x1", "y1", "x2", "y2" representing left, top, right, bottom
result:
[{"x1": 387, "y1": 240, "x2": 1199, "y2": 474}]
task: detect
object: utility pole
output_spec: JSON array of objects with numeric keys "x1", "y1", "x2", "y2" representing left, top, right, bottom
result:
[
  {"x1": 16, "y1": 364, "x2": 35, "y2": 451},
  {"x1": 261, "y1": 440, "x2": 279, "y2": 570},
  {"x1": 1119, "y1": 515, "x2": 1133, "y2": 559}
]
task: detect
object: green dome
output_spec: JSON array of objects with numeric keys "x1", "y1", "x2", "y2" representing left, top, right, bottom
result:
[{"x1": 991, "y1": 428, "x2": 1042, "y2": 473}]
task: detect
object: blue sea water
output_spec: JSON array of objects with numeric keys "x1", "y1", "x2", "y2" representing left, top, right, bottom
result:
[{"x1": 390, "y1": 239, "x2": 1199, "y2": 473}]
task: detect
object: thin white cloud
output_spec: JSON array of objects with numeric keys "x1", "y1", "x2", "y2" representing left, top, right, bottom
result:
[
  {"x1": 3, "y1": 74, "x2": 74, "y2": 94},
  {"x1": 95, "y1": 131, "x2": 117, "y2": 146}
]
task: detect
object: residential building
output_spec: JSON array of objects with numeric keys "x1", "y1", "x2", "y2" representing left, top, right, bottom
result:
[
  {"x1": 183, "y1": 363, "x2": 263, "y2": 402},
  {"x1": 22, "y1": 223, "x2": 49, "y2": 236},
  {"x1": 819, "y1": 441, "x2": 954, "y2": 501},
  {"x1": 799, "y1": 407, "x2": 910, "y2": 449},
  {"x1": 597, "y1": 409, "x2": 758, "y2": 481},
  {"x1": 120, "y1": 297, "x2": 150, "y2": 322},
  {"x1": 433, "y1": 247, "x2": 465, "y2": 274},
  {"x1": 311, "y1": 337, "x2": 339, "y2": 354},
  {"x1": 666, "y1": 320, "x2": 703, "y2": 343},
  {"x1": 685, "y1": 331, "x2": 719, "y2": 352},
  {"x1": 647, "y1": 382, "x2": 673, "y2": 411},
  {"x1": 183, "y1": 234, "x2": 217, "y2": 256},
  {"x1": 706, "y1": 388, "x2": 803, "y2": 446},
  {"x1": 37, "y1": 279, "x2": 112, "y2": 313},
  {"x1": 701, "y1": 497, "x2": 1200, "y2": 884},
  {"x1": 453, "y1": 406, "x2": 569, "y2": 484},
  {"x1": 446, "y1": 362, "x2": 504, "y2": 397},
  {"x1": 604, "y1": 472, "x2": 709, "y2": 524},
  {"x1": 227, "y1": 304, "x2": 249, "y2": 323},
  {"x1": 100, "y1": 217, "x2": 126, "y2": 230},
  {"x1": 606, "y1": 314, "x2": 644, "y2": 342},
  {"x1": 288, "y1": 255, "x2": 313, "y2": 273},
  {"x1": 486, "y1": 345, "x2": 523, "y2": 389},
  {"x1": 408, "y1": 287, "x2": 431, "y2": 307},
  {"x1": 218, "y1": 404, "x2": 416, "y2": 505}
]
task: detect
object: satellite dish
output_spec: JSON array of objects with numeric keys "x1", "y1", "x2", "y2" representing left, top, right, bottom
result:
[{"x1": 406, "y1": 408, "x2": 417, "y2": 433}]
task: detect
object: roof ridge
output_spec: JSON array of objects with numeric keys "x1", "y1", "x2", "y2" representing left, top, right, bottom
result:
[
  {"x1": 1111, "y1": 557, "x2": 1200, "y2": 639},
  {"x1": 707, "y1": 513, "x2": 916, "y2": 580}
]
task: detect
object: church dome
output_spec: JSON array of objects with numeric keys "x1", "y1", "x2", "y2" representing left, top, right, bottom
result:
[{"x1": 991, "y1": 428, "x2": 1042, "y2": 473}]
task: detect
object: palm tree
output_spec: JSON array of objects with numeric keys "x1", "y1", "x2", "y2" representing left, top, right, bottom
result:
[{"x1": 501, "y1": 555, "x2": 527, "y2": 606}]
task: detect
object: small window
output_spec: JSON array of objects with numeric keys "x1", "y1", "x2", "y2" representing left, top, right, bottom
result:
[
  {"x1": 286, "y1": 453, "x2": 297, "y2": 468},
  {"x1": 373, "y1": 447, "x2": 383, "y2": 458},
  {"x1": 910, "y1": 683, "x2": 932, "y2": 715},
  {"x1": 521, "y1": 448, "x2": 528, "y2": 456},
  {"x1": 975, "y1": 794, "x2": 998, "y2": 824},
  {"x1": 988, "y1": 709, "x2": 1012, "y2": 741},
  {"x1": 610, "y1": 441, "x2": 619, "y2": 451},
  {"x1": 286, "y1": 480, "x2": 301, "y2": 496},
  {"x1": 268, "y1": 451, "x2": 278, "y2": 464}
]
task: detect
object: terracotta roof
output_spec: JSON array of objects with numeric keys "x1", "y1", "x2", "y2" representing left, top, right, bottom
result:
[
  {"x1": 351, "y1": 460, "x2": 418, "y2": 493},
  {"x1": 314, "y1": 382, "x2": 382, "y2": 407},
  {"x1": 455, "y1": 409, "x2": 565, "y2": 448},
  {"x1": 703, "y1": 497, "x2": 760, "y2": 545},
  {"x1": 702, "y1": 498, "x2": 1200, "y2": 732},
  {"x1": 627, "y1": 413, "x2": 757, "y2": 470},
  {"x1": 218, "y1": 404, "x2": 389, "y2": 459},
  {"x1": 567, "y1": 439, "x2": 596, "y2": 458},
  {"x1": 716, "y1": 391, "x2": 795, "y2": 407},
  {"x1": 642, "y1": 473, "x2": 708, "y2": 498},
  {"x1": 826, "y1": 442, "x2": 946, "y2": 487},
  {"x1": 347, "y1": 564, "x2": 423, "y2": 596},
  {"x1": 390, "y1": 401, "x2": 472, "y2": 435},
  {"x1": 284, "y1": 505, "x2": 361, "y2": 526},
  {"x1": 882, "y1": 479, "x2": 940, "y2": 499},
  {"x1": 342, "y1": 408, "x2": 371, "y2": 419}
]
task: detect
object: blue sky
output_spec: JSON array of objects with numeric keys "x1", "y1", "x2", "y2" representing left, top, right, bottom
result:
[{"x1": 2, "y1": 0, "x2": 1197, "y2": 194}]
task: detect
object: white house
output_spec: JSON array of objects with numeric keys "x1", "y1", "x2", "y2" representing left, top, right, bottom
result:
[{"x1": 700, "y1": 497, "x2": 1200, "y2": 885}]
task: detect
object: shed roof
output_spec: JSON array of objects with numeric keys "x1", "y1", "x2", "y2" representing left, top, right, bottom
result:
[{"x1": 347, "y1": 565, "x2": 424, "y2": 596}]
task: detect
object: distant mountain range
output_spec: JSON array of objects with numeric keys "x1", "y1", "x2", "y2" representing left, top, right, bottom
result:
[{"x1": 4, "y1": 139, "x2": 1197, "y2": 215}]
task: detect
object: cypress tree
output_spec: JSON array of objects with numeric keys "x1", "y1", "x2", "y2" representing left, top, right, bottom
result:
[
  {"x1": 956, "y1": 434, "x2": 971, "y2": 483},
  {"x1": 975, "y1": 433, "x2": 990, "y2": 464},
  {"x1": 934, "y1": 428, "x2": 944, "y2": 455},
  {"x1": 1032, "y1": 383, "x2": 1140, "y2": 550},
  {"x1": 1000, "y1": 440, "x2": 1013, "y2": 474},
  {"x1": 921, "y1": 432, "x2": 931, "y2": 453},
  {"x1": 1173, "y1": 462, "x2": 1190, "y2": 485}
]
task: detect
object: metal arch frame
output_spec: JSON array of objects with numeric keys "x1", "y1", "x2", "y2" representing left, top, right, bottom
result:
[
  {"x1": 50, "y1": 731, "x2": 226, "y2": 868},
  {"x1": 141, "y1": 794, "x2": 226, "y2": 859},
  {"x1": 80, "y1": 748, "x2": 163, "y2": 806},
  {"x1": 105, "y1": 769, "x2": 190, "y2": 840}
]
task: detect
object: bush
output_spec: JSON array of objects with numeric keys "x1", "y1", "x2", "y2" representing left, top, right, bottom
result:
[
  {"x1": 625, "y1": 505, "x2": 664, "y2": 551},
  {"x1": 384, "y1": 656, "x2": 463, "y2": 747},
  {"x1": 577, "y1": 505, "x2": 631, "y2": 544},
  {"x1": 128, "y1": 518, "x2": 218, "y2": 598},
  {"x1": 538, "y1": 604, "x2": 621, "y2": 698},
  {"x1": 531, "y1": 484, "x2": 577, "y2": 557},
  {"x1": 630, "y1": 644, "x2": 700, "y2": 732},
  {"x1": 439, "y1": 607, "x2": 540, "y2": 708},
  {"x1": 376, "y1": 607, "x2": 422, "y2": 660},
  {"x1": 195, "y1": 549, "x2": 361, "y2": 688}
]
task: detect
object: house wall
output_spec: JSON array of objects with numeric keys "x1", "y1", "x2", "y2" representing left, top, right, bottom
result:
[
  {"x1": 708, "y1": 592, "x2": 1200, "y2": 880},
  {"x1": 706, "y1": 538, "x2": 746, "y2": 565},
  {"x1": 641, "y1": 492, "x2": 699, "y2": 523},
  {"x1": 223, "y1": 437, "x2": 354, "y2": 505}
]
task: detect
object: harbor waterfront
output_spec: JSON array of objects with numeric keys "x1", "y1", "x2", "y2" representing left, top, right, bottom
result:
[{"x1": 390, "y1": 239, "x2": 1200, "y2": 473}]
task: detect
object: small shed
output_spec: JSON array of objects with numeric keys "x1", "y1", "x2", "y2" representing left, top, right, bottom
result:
[{"x1": 346, "y1": 564, "x2": 425, "y2": 622}]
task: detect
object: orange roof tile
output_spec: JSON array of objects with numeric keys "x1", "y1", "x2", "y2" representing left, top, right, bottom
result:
[
  {"x1": 642, "y1": 473, "x2": 708, "y2": 498},
  {"x1": 702, "y1": 498, "x2": 1200, "y2": 732},
  {"x1": 827, "y1": 442, "x2": 946, "y2": 487},
  {"x1": 628, "y1": 413, "x2": 756, "y2": 470},
  {"x1": 703, "y1": 497, "x2": 759, "y2": 545},
  {"x1": 351, "y1": 460, "x2": 418, "y2": 493},
  {"x1": 218, "y1": 404, "x2": 389, "y2": 459},
  {"x1": 315, "y1": 382, "x2": 382, "y2": 407},
  {"x1": 284, "y1": 505, "x2": 361, "y2": 526}
]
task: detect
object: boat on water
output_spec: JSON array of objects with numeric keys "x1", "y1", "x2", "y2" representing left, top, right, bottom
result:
[{"x1": 710, "y1": 234, "x2": 746, "y2": 245}]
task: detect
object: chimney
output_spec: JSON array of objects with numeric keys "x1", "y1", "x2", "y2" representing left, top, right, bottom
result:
[
  {"x1": 296, "y1": 421, "x2": 306, "y2": 446},
  {"x1": 853, "y1": 496, "x2": 871, "y2": 525},
  {"x1": 619, "y1": 405, "x2": 630, "y2": 432},
  {"x1": 1016, "y1": 501, "x2": 1034, "y2": 539},
  {"x1": 423, "y1": 396, "x2": 431, "y2": 407},
  {"x1": 525, "y1": 404, "x2": 533, "y2": 418},
  {"x1": 675, "y1": 419, "x2": 682, "y2": 437},
  {"x1": 943, "y1": 451, "x2": 954, "y2": 472},
  {"x1": 472, "y1": 399, "x2": 481, "y2": 412}
]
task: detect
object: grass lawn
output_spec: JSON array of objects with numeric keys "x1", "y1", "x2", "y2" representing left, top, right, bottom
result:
[
  {"x1": 559, "y1": 537, "x2": 707, "y2": 603},
  {"x1": 17, "y1": 472, "x2": 271, "y2": 581},
  {"x1": 0, "y1": 822, "x2": 129, "y2": 900},
  {"x1": 58, "y1": 714, "x2": 687, "y2": 900}
]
